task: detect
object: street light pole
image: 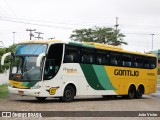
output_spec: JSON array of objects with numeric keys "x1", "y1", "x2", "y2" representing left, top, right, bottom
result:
[
  {"x1": 0, "y1": 41, "x2": 4, "y2": 47},
  {"x1": 151, "y1": 34, "x2": 154, "y2": 51},
  {"x1": 13, "y1": 32, "x2": 16, "y2": 45}
]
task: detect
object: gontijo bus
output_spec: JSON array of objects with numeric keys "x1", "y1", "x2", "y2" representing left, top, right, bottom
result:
[{"x1": 1, "y1": 40, "x2": 157, "y2": 102}]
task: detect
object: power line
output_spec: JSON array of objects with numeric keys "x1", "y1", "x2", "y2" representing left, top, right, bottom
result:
[{"x1": 0, "y1": 18, "x2": 75, "y2": 29}]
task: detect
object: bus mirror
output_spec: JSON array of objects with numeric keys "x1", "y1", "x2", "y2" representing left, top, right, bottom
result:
[
  {"x1": 36, "y1": 53, "x2": 46, "y2": 67},
  {"x1": 1, "y1": 52, "x2": 11, "y2": 65}
]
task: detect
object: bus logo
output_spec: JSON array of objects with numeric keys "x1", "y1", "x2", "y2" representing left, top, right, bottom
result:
[{"x1": 49, "y1": 87, "x2": 59, "y2": 95}]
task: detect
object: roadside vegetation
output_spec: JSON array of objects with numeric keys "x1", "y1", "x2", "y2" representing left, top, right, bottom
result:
[
  {"x1": 0, "y1": 44, "x2": 16, "y2": 73},
  {"x1": 0, "y1": 84, "x2": 8, "y2": 98}
]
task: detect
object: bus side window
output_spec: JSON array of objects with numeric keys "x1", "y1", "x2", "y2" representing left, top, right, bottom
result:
[
  {"x1": 81, "y1": 48, "x2": 94, "y2": 64},
  {"x1": 134, "y1": 56, "x2": 143, "y2": 68},
  {"x1": 82, "y1": 55, "x2": 93, "y2": 63},
  {"x1": 64, "y1": 55, "x2": 74, "y2": 63},
  {"x1": 144, "y1": 57, "x2": 150, "y2": 68},
  {"x1": 150, "y1": 57, "x2": 156, "y2": 69},
  {"x1": 64, "y1": 45, "x2": 79, "y2": 63},
  {"x1": 122, "y1": 54, "x2": 132, "y2": 67},
  {"x1": 110, "y1": 52, "x2": 122, "y2": 66},
  {"x1": 96, "y1": 50, "x2": 107, "y2": 65}
]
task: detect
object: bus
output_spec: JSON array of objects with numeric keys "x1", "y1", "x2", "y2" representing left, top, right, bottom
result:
[{"x1": 1, "y1": 40, "x2": 157, "y2": 102}]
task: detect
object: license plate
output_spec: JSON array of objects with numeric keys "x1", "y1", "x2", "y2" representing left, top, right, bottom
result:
[{"x1": 18, "y1": 91, "x2": 24, "y2": 95}]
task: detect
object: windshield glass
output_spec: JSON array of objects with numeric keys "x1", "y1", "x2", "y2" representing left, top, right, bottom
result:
[
  {"x1": 10, "y1": 56, "x2": 43, "y2": 81},
  {"x1": 16, "y1": 44, "x2": 47, "y2": 55}
]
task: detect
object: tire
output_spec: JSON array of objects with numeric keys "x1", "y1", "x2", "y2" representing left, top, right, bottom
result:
[
  {"x1": 127, "y1": 85, "x2": 136, "y2": 99},
  {"x1": 36, "y1": 97, "x2": 47, "y2": 101},
  {"x1": 135, "y1": 86, "x2": 144, "y2": 99},
  {"x1": 60, "y1": 85, "x2": 75, "y2": 102}
]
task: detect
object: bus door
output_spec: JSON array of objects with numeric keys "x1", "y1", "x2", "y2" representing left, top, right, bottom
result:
[{"x1": 42, "y1": 44, "x2": 63, "y2": 96}]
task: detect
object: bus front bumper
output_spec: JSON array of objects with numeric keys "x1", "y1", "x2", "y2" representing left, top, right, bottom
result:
[{"x1": 8, "y1": 86, "x2": 43, "y2": 97}]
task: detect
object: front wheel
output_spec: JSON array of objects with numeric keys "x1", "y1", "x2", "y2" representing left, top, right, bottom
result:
[{"x1": 60, "y1": 86, "x2": 75, "y2": 102}]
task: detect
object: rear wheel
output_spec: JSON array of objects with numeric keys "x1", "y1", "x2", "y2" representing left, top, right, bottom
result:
[
  {"x1": 136, "y1": 86, "x2": 144, "y2": 99},
  {"x1": 60, "y1": 85, "x2": 75, "y2": 102},
  {"x1": 127, "y1": 85, "x2": 136, "y2": 99}
]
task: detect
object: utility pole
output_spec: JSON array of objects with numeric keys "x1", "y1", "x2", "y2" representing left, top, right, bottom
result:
[
  {"x1": 35, "y1": 32, "x2": 44, "y2": 39},
  {"x1": 12, "y1": 32, "x2": 16, "y2": 45},
  {"x1": 0, "y1": 41, "x2": 4, "y2": 47},
  {"x1": 114, "y1": 17, "x2": 119, "y2": 41},
  {"x1": 151, "y1": 34, "x2": 154, "y2": 51},
  {"x1": 26, "y1": 29, "x2": 36, "y2": 40}
]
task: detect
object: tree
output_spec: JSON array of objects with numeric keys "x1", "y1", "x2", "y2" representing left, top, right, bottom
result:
[
  {"x1": 0, "y1": 44, "x2": 17, "y2": 73},
  {"x1": 70, "y1": 26, "x2": 127, "y2": 46}
]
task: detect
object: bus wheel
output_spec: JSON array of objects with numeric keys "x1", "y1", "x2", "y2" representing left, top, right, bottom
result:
[
  {"x1": 60, "y1": 85, "x2": 75, "y2": 102},
  {"x1": 36, "y1": 97, "x2": 47, "y2": 101},
  {"x1": 136, "y1": 85, "x2": 144, "y2": 99},
  {"x1": 127, "y1": 85, "x2": 136, "y2": 99}
]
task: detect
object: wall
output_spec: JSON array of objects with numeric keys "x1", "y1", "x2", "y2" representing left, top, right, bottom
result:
[{"x1": 0, "y1": 70, "x2": 9, "y2": 85}]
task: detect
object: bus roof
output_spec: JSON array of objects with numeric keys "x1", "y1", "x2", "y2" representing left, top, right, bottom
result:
[
  {"x1": 18, "y1": 40, "x2": 156, "y2": 57},
  {"x1": 19, "y1": 39, "x2": 62, "y2": 44}
]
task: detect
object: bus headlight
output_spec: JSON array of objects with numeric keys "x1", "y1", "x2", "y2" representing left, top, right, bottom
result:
[{"x1": 31, "y1": 85, "x2": 41, "y2": 89}]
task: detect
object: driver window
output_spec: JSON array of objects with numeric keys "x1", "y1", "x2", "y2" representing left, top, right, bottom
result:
[{"x1": 44, "y1": 59, "x2": 55, "y2": 79}]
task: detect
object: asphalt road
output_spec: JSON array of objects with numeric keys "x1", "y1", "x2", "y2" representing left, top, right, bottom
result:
[
  {"x1": 0, "y1": 86, "x2": 160, "y2": 120},
  {"x1": 0, "y1": 94, "x2": 160, "y2": 118}
]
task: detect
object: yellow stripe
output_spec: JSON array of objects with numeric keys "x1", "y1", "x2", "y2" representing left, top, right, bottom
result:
[{"x1": 9, "y1": 80, "x2": 29, "y2": 89}]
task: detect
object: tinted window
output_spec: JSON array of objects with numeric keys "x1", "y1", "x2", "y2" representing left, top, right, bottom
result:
[
  {"x1": 110, "y1": 52, "x2": 122, "y2": 66},
  {"x1": 64, "y1": 45, "x2": 79, "y2": 63},
  {"x1": 96, "y1": 50, "x2": 108, "y2": 65},
  {"x1": 134, "y1": 56, "x2": 143, "y2": 68},
  {"x1": 123, "y1": 54, "x2": 132, "y2": 67},
  {"x1": 81, "y1": 48, "x2": 95, "y2": 64}
]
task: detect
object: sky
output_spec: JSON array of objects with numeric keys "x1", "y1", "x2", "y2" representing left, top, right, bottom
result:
[{"x1": 0, "y1": 0, "x2": 160, "y2": 52}]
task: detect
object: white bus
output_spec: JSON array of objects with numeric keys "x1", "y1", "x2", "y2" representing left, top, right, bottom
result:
[{"x1": 1, "y1": 40, "x2": 157, "y2": 102}]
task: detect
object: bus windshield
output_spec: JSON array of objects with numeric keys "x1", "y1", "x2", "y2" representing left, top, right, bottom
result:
[
  {"x1": 9, "y1": 44, "x2": 48, "y2": 81},
  {"x1": 16, "y1": 44, "x2": 47, "y2": 55},
  {"x1": 10, "y1": 56, "x2": 43, "y2": 81}
]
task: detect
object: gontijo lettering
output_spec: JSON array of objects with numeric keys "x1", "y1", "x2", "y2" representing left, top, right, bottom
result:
[{"x1": 114, "y1": 69, "x2": 139, "y2": 76}]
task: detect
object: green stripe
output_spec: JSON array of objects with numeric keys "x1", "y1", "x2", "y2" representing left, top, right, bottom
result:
[
  {"x1": 22, "y1": 82, "x2": 29, "y2": 87},
  {"x1": 80, "y1": 64, "x2": 116, "y2": 90},
  {"x1": 28, "y1": 81, "x2": 38, "y2": 87},
  {"x1": 92, "y1": 65, "x2": 116, "y2": 90},
  {"x1": 69, "y1": 42, "x2": 95, "y2": 48},
  {"x1": 80, "y1": 64, "x2": 105, "y2": 90},
  {"x1": 21, "y1": 81, "x2": 38, "y2": 88}
]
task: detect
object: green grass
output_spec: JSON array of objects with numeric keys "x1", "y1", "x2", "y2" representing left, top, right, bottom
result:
[{"x1": 0, "y1": 84, "x2": 9, "y2": 98}]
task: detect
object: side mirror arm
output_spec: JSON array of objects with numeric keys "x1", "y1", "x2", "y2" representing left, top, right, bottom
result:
[
  {"x1": 36, "y1": 53, "x2": 46, "y2": 67},
  {"x1": 1, "y1": 52, "x2": 11, "y2": 65}
]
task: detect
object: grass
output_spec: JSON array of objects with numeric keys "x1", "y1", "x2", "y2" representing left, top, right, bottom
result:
[{"x1": 0, "y1": 84, "x2": 9, "y2": 98}]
